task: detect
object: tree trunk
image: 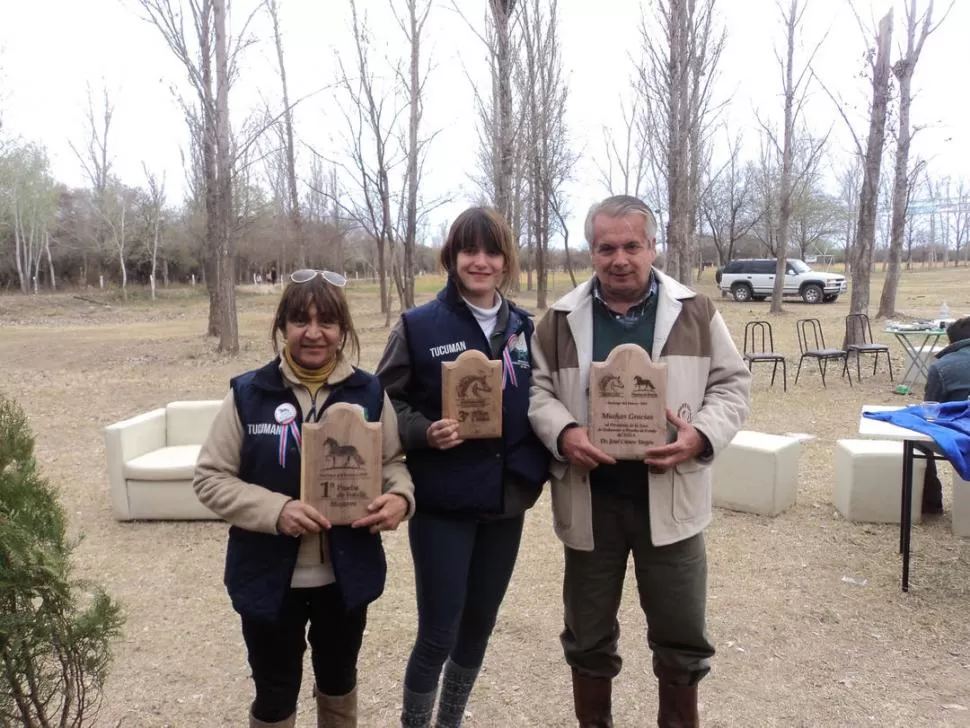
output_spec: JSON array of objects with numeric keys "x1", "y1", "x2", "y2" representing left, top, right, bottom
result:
[
  {"x1": 665, "y1": 0, "x2": 691, "y2": 283},
  {"x1": 877, "y1": 0, "x2": 934, "y2": 319},
  {"x1": 490, "y1": 0, "x2": 516, "y2": 222},
  {"x1": 214, "y1": 0, "x2": 238, "y2": 354},
  {"x1": 771, "y1": 1, "x2": 798, "y2": 314},
  {"x1": 200, "y1": 0, "x2": 221, "y2": 337},
  {"x1": 14, "y1": 205, "x2": 29, "y2": 294},
  {"x1": 269, "y1": 0, "x2": 306, "y2": 269},
  {"x1": 849, "y1": 10, "x2": 893, "y2": 323},
  {"x1": 118, "y1": 203, "x2": 128, "y2": 302},
  {"x1": 401, "y1": 0, "x2": 424, "y2": 311},
  {"x1": 44, "y1": 232, "x2": 56, "y2": 291}
]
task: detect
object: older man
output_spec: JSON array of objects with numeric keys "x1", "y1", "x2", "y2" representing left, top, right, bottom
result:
[{"x1": 529, "y1": 195, "x2": 751, "y2": 728}]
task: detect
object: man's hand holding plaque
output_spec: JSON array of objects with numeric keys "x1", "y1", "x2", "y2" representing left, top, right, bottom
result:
[
  {"x1": 588, "y1": 343, "x2": 668, "y2": 460},
  {"x1": 301, "y1": 403, "x2": 382, "y2": 525},
  {"x1": 442, "y1": 350, "x2": 503, "y2": 439}
]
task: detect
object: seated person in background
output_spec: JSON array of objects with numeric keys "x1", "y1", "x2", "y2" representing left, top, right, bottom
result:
[{"x1": 921, "y1": 316, "x2": 970, "y2": 514}]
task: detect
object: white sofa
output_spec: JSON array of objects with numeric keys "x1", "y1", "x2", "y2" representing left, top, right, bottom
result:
[{"x1": 104, "y1": 400, "x2": 222, "y2": 521}]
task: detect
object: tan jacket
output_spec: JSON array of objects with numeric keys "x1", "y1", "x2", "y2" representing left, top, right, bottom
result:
[
  {"x1": 193, "y1": 356, "x2": 414, "y2": 585},
  {"x1": 528, "y1": 271, "x2": 751, "y2": 549}
]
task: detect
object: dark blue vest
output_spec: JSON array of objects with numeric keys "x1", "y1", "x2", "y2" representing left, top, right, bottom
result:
[
  {"x1": 225, "y1": 359, "x2": 387, "y2": 622},
  {"x1": 400, "y1": 280, "x2": 550, "y2": 514}
]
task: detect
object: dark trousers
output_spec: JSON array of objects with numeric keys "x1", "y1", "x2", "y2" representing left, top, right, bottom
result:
[
  {"x1": 915, "y1": 444, "x2": 943, "y2": 511},
  {"x1": 404, "y1": 510, "x2": 524, "y2": 693},
  {"x1": 241, "y1": 584, "x2": 366, "y2": 722},
  {"x1": 562, "y1": 487, "x2": 714, "y2": 685}
]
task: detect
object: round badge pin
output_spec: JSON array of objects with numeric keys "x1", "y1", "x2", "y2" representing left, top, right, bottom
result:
[{"x1": 274, "y1": 403, "x2": 297, "y2": 424}]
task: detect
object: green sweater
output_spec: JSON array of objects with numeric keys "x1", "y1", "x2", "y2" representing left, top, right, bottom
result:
[{"x1": 590, "y1": 293, "x2": 659, "y2": 497}]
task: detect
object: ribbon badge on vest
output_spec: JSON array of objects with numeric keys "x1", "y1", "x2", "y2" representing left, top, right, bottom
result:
[
  {"x1": 274, "y1": 403, "x2": 302, "y2": 467},
  {"x1": 502, "y1": 333, "x2": 521, "y2": 390}
]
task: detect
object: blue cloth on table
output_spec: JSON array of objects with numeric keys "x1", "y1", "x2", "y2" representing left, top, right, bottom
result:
[{"x1": 862, "y1": 402, "x2": 970, "y2": 480}]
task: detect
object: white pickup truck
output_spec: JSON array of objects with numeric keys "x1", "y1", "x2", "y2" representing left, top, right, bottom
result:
[{"x1": 715, "y1": 258, "x2": 847, "y2": 304}]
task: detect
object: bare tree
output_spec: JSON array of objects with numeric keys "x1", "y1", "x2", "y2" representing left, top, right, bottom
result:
[
  {"x1": 69, "y1": 84, "x2": 113, "y2": 287},
  {"x1": 102, "y1": 182, "x2": 132, "y2": 300},
  {"x1": 700, "y1": 131, "x2": 761, "y2": 266},
  {"x1": 952, "y1": 179, "x2": 970, "y2": 265},
  {"x1": 638, "y1": 0, "x2": 725, "y2": 283},
  {"x1": 876, "y1": 0, "x2": 951, "y2": 317},
  {"x1": 212, "y1": 0, "x2": 238, "y2": 353},
  {"x1": 759, "y1": 0, "x2": 828, "y2": 312},
  {"x1": 551, "y1": 189, "x2": 577, "y2": 288},
  {"x1": 143, "y1": 165, "x2": 167, "y2": 300},
  {"x1": 519, "y1": 0, "x2": 572, "y2": 309},
  {"x1": 392, "y1": 0, "x2": 432, "y2": 311},
  {"x1": 267, "y1": 0, "x2": 305, "y2": 269},
  {"x1": 596, "y1": 95, "x2": 649, "y2": 198},
  {"x1": 837, "y1": 158, "x2": 862, "y2": 274},
  {"x1": 849, "y1": 11, "x2": 894, "y2": 318},
  {"x1": 488, "y1": 0, "x2": 518, "y2": 222},
  {"x1": 137, "y1": 0, "x2": 258, "y2": 352},
  {"x1": 326, "y1": 0, "x2": 402, "y2": 323},
  {"x1": 137, "y1": 0, "x2": 219, "y2": 331},
  {"x1": 1, "y1": 142, "x2": 58, "y2": 294}
]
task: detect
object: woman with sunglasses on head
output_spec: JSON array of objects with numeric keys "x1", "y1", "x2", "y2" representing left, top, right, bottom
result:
[
  {"x1": 376, "y1": 207, "x2": 551, "y2": 728},
  {"x1": 194, "y1": 269, "x2": 415, "y2": 728}
]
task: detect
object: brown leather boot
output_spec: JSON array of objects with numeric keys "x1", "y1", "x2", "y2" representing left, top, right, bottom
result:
[
  {"x1": 571, "y1": 669, "x2": 614, "y2": 728},
  {"x1": 316, "y1": 686, "x2": 357, "y2": 728},
  {"x1": 657, "y1": 681, "x2": 698, "y2": 728}
]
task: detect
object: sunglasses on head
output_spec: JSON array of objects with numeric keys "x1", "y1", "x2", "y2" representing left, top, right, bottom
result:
[{"x1": 289, "y1": 269, "x2": 348, "y2": 287}]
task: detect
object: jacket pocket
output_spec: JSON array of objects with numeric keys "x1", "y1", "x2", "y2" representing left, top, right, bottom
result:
[
  {"x1": 671, "y1": 459, "x2": 710, "y2": 523},
  {"x1": 550, "y1": 474, "x2": 574, "y2": 529}
]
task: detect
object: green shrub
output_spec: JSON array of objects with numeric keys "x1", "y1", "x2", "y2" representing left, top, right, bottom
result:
[{"x1": 0, "y1": 393, "x2": 124, "y2": 727}]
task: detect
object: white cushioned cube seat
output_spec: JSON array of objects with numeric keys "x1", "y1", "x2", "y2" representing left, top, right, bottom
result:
[
  {"x1": 833, "y1": 439, "x2": 927, "y2": 523},
  {"x1": 713, "y1": 431, "x2": 800, "y2": 516},
  {"x1": 953, "y1": 470, "x2": 970, "y2": 537}
]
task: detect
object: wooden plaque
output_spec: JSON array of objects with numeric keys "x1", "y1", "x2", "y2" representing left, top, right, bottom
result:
[
  {"x1": 588, "y1": 343, "x2": 668, "y2": 460},
  {"x1": 442, "y1": 350, "x2": 503, "y2": 439},
  {"x1": 301, "y1": 403, "x2": 382, "y2": 525}
]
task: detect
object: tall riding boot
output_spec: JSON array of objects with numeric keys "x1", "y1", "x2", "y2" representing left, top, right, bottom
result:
[
  {"x1": 435, "y1": 659, "x2": 480, "y2": 728},
  {"x1": 249, "y1": 710, "x2": 296, "y2": 728},
  {"x1": 401, "y1": 685, "x2": 437, "y2": 728},
  {"x1": 316, "y1": 685, "x2": 357, "y2": 728},
  {"x1": 657, "y1": 681, "x2": 699, "y2": 728},
  {"x1": 571, "y1": 668, "x2": 614, "y2": 728}
]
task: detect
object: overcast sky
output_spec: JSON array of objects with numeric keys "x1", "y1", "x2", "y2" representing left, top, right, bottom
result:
[{"x1": 2, "y1": 0, "x2": 968, "y2": 246}]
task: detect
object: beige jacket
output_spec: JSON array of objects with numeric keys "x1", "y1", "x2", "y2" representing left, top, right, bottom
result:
[
  {"x1": 193, "y1": 356, "x2": 414, "y2": 586},
  {"x1": 528, "y1": 271, "x2": 751, "y2": 550}
]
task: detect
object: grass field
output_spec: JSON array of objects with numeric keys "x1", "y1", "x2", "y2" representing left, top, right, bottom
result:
[{"x1": 1, "y1": 265, "x2": 969, "y2": 727}]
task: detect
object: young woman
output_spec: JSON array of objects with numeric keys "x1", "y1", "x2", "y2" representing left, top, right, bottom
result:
[
  {"x1": 376, "y1": 207, "x2": 550, "y2": 727},
  {"x1": 194, "y1": 270, "x2": 415, "y2": 728}
]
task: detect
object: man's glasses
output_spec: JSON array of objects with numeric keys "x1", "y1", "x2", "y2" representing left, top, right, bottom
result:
[{"x1": 289, "y1": 269, "x2": 348, "y2": 287}]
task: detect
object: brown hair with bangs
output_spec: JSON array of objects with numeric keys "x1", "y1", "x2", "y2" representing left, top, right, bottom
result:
[
  {"x1": 270, "y1": 276, "x2": 360, "y2": 363},
  {"x1": 438, "y1": 206, "x2": 520, "y2": 294}
]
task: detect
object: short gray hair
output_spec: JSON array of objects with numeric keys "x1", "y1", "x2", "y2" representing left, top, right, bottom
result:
[{"x1": 584, "y1": 195, "x2": 658, "y2": 246}]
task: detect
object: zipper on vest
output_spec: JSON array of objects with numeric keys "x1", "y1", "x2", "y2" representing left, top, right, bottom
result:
[{"x1": 306, "y1": 387, "x2": 321, "y2": 423}]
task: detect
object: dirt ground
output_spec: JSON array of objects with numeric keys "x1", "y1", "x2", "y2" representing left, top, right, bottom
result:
[{"x1": 2, "y1": 267, "x2": 970, "y2": 728}]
